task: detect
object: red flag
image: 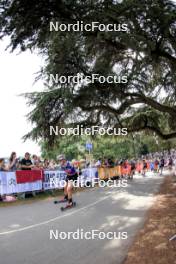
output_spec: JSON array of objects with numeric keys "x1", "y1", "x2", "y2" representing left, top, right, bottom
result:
[{"x1": 16, "y1": 170, "x2": 44, "y2": 184}]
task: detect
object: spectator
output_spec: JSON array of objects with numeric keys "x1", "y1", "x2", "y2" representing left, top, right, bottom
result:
[
  {"x1": 142, "y1": 159, "x2": 148, "y2": 176},
  {"x1": 43, "y1": 159, "x2": 50, "y2": 170},
  {"x1": 0, "y1": 158, "x2": 8, "y2": 171},
  {"x1": 159, "y1": 157, "x2": 165, "y2": 175},
  {"x1": 32, "y1": 154, "x2": 40, "y2": 166},
  {"x1": 0, "y1": 158, "x2": 8, "y2": 202},
  {"x1": 95, "y1": 158, "x2": 101, "y2": 167},
  {"x1": 154, "y1": 159, "x2": 159, "y2": 172},
  {"x1": 33, "y1": 157, "x2": 42, "y2": 170},
  {"x1": 49, "y1": 159, "x2": 56, "y2": 170},
  {"x1": 8, "y1": 152, "x2": 19, "y2": 171},
  {"x1": 168, "y1": 156, "x2": 173, "y2": 170},
  {"x1": 20, "y1": 152, "x2": 33, "y2": 170},
  {"x1": 80, "y1": 159, "x2": 86, "y2": 169},
  {"x1": 107, "y1": 157, "x2": 115, "y2": 167}
]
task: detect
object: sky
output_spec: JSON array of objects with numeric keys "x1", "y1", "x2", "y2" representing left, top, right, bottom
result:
[{"x1": 0, "y1": 39, "x2": 44, "y2": 157}]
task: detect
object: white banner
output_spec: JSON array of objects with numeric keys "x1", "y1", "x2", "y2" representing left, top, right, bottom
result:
[
  {"x1": 80, "y1": 168, "x2": 98, "y2": 184},
  {"x1": 0, "y1": 168, "x2": 99, "y2": 195},
  {"x1": 43, "y1": 169, "x2": 98, "y2": 189},
  {"x1": 43, "y1": 170, "x2": 67, "y2": 190},
  {"x1": 0, "y1": 172, "x2": 42, "y2": 195}
]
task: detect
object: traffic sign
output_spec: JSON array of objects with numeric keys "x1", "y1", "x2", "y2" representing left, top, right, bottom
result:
[{"x1": 86, "y1": 142, "x2": 93, "y2": 151}]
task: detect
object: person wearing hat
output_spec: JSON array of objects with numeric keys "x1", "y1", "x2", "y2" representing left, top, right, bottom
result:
[{"x1": 57, "y1": 154, "x2": 78, "y2": 207}]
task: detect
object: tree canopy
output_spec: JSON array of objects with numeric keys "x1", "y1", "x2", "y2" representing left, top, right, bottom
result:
[{"x1": 1, "y1": 0, "x2": 176, "y2": 146}]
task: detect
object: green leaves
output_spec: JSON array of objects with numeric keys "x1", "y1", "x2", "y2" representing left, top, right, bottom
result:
[{"x1": 1, "y1": 0, "x2": 176, "y2": 145}]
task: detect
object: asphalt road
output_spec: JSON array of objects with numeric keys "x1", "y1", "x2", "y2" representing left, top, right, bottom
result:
[{"x1": 0, "y1": 173, "x2": 165, "y2": 264}]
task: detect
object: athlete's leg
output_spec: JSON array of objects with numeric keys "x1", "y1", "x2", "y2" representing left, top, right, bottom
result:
[
  {"x1": 63, "y1": 181, "x2": 68, "y2": 200},
  {"x1": 67, "y1": 181, "x2": 73, "y2": 205}
]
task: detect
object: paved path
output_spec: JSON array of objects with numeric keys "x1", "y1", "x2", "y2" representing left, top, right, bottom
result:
[{"x1": 0, "y1": 173, "x2": 165, "y2": 264}]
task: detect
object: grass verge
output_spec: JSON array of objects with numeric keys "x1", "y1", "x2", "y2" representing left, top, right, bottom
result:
[
  {"x1": 123, "y1": 175, "x2": 176, "y2": 264},
  {"x1": 0, "y1": 185, "x2": 94, "y2": 207}
]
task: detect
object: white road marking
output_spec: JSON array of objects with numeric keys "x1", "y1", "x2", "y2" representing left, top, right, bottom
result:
[
  {"x1": 0, "y1": 174, "x2": 165, "y2": 236},
  {"x1": 0, "y1": 192, "x2": 114, "y2": 236}
]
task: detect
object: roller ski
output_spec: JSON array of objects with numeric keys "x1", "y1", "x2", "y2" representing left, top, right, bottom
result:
[
  {"x1": 60, "y1": 201, "x2": 76, "y2": 211},
  {"x1": 53, "y1": 198, "x2": 68, "y2": 204}
]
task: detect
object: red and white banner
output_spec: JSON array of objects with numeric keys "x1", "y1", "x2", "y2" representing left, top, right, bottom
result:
[
  {"x1": 0, "y1": 169, "x2": 99, "y2": 195},
  {"x1": 0, "y1": 171, "x2": 43, "y2": 195}
]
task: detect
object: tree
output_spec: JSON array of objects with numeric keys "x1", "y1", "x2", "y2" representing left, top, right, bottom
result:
[
  {"x1": 139, "y1": 144, "x2": 149, "y2": 156},
  {"x1": 39, "y1": 132, "x2": 176, "y2": 160},
  {"x1": 1, "y1": 0, "x2": 176, "y2": 147}
]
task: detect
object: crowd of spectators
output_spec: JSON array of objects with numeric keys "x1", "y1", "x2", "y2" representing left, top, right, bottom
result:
[
  {"x1": 0, "y1": 149, "x2": 176, "y2": 174},
  {"x1": 0, "y1": 152, "x2": 54, "y2": 172},
  {"x1": 0, "y1": 149, "x2": 176, "y2": 203}
]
